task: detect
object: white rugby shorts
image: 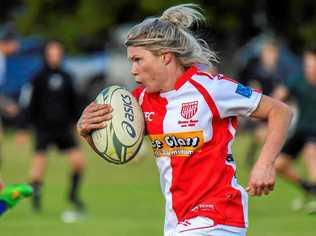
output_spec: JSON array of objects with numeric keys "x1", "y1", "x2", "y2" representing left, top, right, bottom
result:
[{"x1": 168, "y1": 216, "x2": 247, "y2": 236}]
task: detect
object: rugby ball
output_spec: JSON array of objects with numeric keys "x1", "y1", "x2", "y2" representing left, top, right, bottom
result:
[{"x1": 91, "y1": 85, "x2": 145, "y2": 164}]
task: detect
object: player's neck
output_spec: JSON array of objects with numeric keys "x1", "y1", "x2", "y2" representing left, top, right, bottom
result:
[{"x1": 161, "y1": 63, "x2": 185, "y2": 92}]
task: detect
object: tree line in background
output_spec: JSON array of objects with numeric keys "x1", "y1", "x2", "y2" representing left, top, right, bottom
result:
[{"x1": 1, "y1": 0, "x2": 316, "y2": 53}]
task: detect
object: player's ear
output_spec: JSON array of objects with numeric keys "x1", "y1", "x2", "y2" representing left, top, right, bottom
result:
[{"x1": 161, "y1": 52, "x2": 173, "y2": 65}]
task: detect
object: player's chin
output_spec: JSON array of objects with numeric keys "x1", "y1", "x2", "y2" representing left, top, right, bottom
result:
[{"x1": 144, "y1": 86, "x2": 159, "y2": 93}]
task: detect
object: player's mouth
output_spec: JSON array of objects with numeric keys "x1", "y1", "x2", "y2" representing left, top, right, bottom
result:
[{"x1": 136, "y1": 81, "x2": 145, "y2": 87}]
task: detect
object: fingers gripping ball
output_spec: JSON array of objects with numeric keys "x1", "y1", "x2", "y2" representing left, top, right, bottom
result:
[{"x1": 91, "y1": 86, "x2": 145, "y2": 164}]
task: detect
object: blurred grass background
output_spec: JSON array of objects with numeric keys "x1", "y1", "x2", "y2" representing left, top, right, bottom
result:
[{"x1": 0, "y1": 131, "x2": 314, "y2": 236}]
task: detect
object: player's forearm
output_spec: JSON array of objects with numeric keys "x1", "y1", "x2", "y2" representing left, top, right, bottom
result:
[{"x1": 257, "y1": 101, "x2": 292, "y2": 165}]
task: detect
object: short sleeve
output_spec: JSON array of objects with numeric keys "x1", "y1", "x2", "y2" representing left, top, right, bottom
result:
[{"x1": 209, "y1": 75, "x2": 262, "y2": 118}]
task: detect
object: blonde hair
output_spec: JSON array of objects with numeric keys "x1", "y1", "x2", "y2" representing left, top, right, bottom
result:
[{"x1": 125, "y1": 4, "x2": 218, "y2": 68}]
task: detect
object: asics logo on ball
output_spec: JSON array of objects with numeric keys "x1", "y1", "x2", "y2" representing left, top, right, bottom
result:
[
  {"x1": 121, "y1": 93, "x2": 136, "y2": 138},
  {"x1": 121, "y1": 121, "x2": 136, "y2": 138}
]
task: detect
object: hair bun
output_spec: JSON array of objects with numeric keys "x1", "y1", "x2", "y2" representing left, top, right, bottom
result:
[{"x1": 160, "y1": 4, "x2": 204, "y2": 29}]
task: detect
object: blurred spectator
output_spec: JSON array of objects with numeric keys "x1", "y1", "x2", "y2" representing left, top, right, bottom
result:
[
  {"x1": 0, "y1": 26, "x2": 20, "y2": 166},
  {"x1": 18, "y1": 40, "x2": 86, "y2": 216},
  {"x1": 274, "y1": 46, "x2": 316, "y2": 209}
]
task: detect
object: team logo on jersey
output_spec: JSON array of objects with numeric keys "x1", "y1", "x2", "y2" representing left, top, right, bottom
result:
[
  {"x1": 181, "y1": 101, "x2": 198, "y2": 119},
  {"x1": 235, "y1": 84, "x2": 252, "y2": 98}
]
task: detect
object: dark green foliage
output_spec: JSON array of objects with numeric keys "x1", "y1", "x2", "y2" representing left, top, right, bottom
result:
[{"x1": 1, "y1": 0, "x2": 316, "y2": 54}]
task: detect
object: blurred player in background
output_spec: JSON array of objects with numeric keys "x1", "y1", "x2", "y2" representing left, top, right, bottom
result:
[
  {"x1": 274, "y1": 46, "x2": 316, "y2": 209},
  {"x1": 238, "y1": 39, "x2": 284, "y2": 167},
  {"x1": 239, "y1": 39, "x2": 282, "y2": 95},
  {"x1": 18, "y1": 40, "x2": 86, "y2": 215},
  {"x1": 77, "y1": 4, "x2": 292, "y2": 236}
]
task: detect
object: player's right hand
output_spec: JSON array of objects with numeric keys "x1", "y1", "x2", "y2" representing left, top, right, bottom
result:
[
  {"x1": 77, "y1": 101, "x2": 113, "y2": 138},
  {"x1": 246, "y1": 160, "x2": 275, "y2": 196}
]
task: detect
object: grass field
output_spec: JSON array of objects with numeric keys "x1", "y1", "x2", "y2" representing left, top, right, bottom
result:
[{"x1": 0, "y1": 131, "x2": 315, "y2": 236}]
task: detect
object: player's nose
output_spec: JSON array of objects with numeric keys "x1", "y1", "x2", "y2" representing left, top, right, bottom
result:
[{"x1": 131, "y1": 63, "x2": 138, "y2": 77}]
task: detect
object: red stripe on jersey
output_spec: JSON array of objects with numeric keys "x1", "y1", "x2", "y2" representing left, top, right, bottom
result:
[
  {"x1": 131, "y1": 86, "x2": 145, "y2": 100},
  {"x1": 175, "y1": 66, "x2": 198, "y2": 90},
  {"x1": 169, "y1": 79, "x2": 245, "y2": 227},
  {"x1": 189, "y1": 79, "x2": 220, "y2": 118},
  {"x1": 141, "y1": 93, "x2": 168, "y2": 135}
]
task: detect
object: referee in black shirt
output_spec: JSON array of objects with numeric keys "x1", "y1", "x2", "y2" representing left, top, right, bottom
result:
[{"x1": 19, "y1": 40, "x2": 86, "y2": 215}]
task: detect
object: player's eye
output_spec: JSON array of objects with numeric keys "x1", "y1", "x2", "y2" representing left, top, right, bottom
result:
[{"x1": 134, "y1": 57, "x2": 142, "y2": 63}]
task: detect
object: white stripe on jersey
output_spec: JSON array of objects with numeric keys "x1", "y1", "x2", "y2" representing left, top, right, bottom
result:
[
  {"x1": 156, "y1": 157, "x2": 179, "y2": 236},
  {"x1": 138, "y1": 88, "x2": 146, "y2": 105},
  {"x1": 230, "y1": 177, "x2": 249, "y2": 228}
]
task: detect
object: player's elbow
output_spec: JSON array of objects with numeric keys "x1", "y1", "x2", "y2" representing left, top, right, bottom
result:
[{"x1": 272, "y1": 100, "x2": 293, "y2": 126}]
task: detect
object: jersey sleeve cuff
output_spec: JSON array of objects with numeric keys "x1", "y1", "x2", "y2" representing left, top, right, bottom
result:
[{"x1": 246, "y1": 92, "x2": 262, "y2": 116}]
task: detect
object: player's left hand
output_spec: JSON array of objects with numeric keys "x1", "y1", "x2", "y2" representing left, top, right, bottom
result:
[{"x1": 246, "y1": 160, "x2": 276, "y2": 196}]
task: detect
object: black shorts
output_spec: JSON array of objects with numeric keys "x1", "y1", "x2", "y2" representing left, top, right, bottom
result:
[
  {"x1": 35, "y1": 128, "x2": 78, "y2": 152},
  {"x1": 281, "y1": 129, "x2": 316, "y2": 159}
]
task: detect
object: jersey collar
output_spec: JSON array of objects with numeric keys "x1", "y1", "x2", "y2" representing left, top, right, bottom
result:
[{"x1": 175, "y1": 66, "x2": 198, "y2": 90}]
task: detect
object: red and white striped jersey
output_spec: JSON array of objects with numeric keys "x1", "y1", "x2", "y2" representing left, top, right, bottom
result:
[{"x1": 132, "y1": 66, "x2": 262, "y2": 234}]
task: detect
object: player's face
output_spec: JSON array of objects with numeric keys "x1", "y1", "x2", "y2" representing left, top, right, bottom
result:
[
  {"x1": 304, "y1": 53, "x2": 316, "y2": 84},
  {"x1": 127, "y1": 46, "x2": 169, "y2": 93},
  {"x1": 260, "y1": 43, "x2": 279, "y2": 69},
  {"x1": 45, "y1": 42, "x2": 64, "y2": 68}
]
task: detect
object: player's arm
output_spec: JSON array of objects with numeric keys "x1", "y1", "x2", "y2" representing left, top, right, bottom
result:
[
  {"x1": 77, "y1": 101, "x2": 113, "y2": 151},
  {"x1": 247, "y1": 95, "x2": 293, "y2": 196}
]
